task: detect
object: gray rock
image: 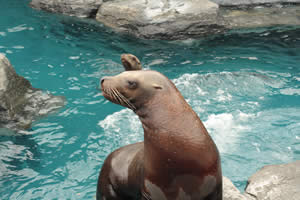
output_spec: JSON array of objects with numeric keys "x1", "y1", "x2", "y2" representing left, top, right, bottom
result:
[
  {"x1": 30, "y1": 0, "x2": 103, "y2": 18},
  {"x1": 29, "y1": 0, "x2": 300, "y2": 40},
  {"x1": 95, "y1": 0, "x2": 300, "y2": 40},
  {"x1": 244, "y1": 160, "x2": 300, "y2": 200},
  {"x1": 211, "y1": 0, "x2": 300, "y2": 6},
  {"x1": 220, "y1": 4, "x2": 300, "y2": 30},
  {"x1": 0, "y1": 54, "x2": 65, "y2": 131},
  {"x1": 95, "y1": 0, "x2": 225, "y2": 40},
  {"x1": 223, "y1": 176, "x2": 249, "y2": 200}
]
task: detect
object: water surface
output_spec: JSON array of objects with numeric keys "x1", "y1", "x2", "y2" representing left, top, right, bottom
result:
[{"x1": 0, "y1": 0, "x2": 300, "y2": 199}]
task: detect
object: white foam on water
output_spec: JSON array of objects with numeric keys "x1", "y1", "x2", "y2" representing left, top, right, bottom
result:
[
  {"x1": 294, "y1": 77, "x2": 300, "y2": 82},
  {"x1": 69, "y1": 56, "x2": 80, "y2": 60},
  {"x1": 98, "y1": 110, "x2": 252, "y2": 154},
  {"x1": 98, "y1": 109, "x2": 143, "y2": 147},
  {"x1": 204, "y1": 112, "x2": 252, "y2": 153},
  {"x1": 172, "y1": 70, "x2": 296, "y2": 109},
  {"x1": 98, "y1": 71, "x2": 298, "y2": 157},
  {"x1": 7, "y1": 24, "x2": 33, "y2": 32},
  {"x1": 69, "y1": 86, "x2": 81, "y2": 90},
  {"x1": 181, "y1": 60, "x2": 191, "y2": 65},
  {"x1": 280, "y1": 88, "x2": 300, "y2": 95},
  {"x1": 67, "y1": 77, "x2": 79, "y2": 82},
  {"x1": 147, "y1": 58, "x2": 167, "y2": 67},
  {"x1": 241, "y1": 56, "x2": 258, "y2": 60},
  {"x1": 12, "y1": 46, "x2": 24, "y2": 49},
  {"x1": 173, "y1": 73, "x2": 207, "y2": 96},
  {"x1": 215, "y1": 89, "x2": 232, "y2": 102},
  {"x1": 172, "y1": 72, "x2": 270, "y2": 154},
  {"x1": 174, "y1": 72, "x2": 255, "y2": 100}
]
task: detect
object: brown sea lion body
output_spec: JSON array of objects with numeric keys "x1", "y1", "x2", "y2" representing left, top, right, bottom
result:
[
  {"x1": 97, "y1": 142, "x2": 143, "y2": 199},
  {"x1": 121, "y1": 54, "x2": 142, "y2": 71},
  {"x1": 98, "y1": 70, "x2": 222, "y2": 200}
]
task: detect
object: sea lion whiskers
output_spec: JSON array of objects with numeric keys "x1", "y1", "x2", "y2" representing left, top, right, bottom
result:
[
  {"x1": 105, "y1": 88, "x2": 124, "y2": 107},
  {"x1": 116, "y1": 91, "x2": 136, "y2": 110},
  {"x1": 110, "y1": 88, "x2": 123, "y2": 105},
  {"x1": 102, "y1": 88, "x2": 113, "y2": 99},
  {"x1": 114, "y1": 89, "x2": 136, "y2": 110},
  {"x1": 103, "y1": 88, "x2": 119, "y2": 104},
  {"x1": 111, "y1": 88, "x2": 136, "y2": 111}
]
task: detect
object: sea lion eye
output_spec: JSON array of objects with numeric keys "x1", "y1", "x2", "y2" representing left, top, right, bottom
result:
[{"x1": 127, "y1": 80, "x2": 138, "y2": 89}]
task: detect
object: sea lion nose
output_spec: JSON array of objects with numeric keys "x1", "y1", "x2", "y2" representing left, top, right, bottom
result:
[
  {"x1": 100, "y1": 77, "x2": 108, "y2": 90},
  {"x1": 101, "y1": 78, "x2": 105, "y2": 85},
  {"x1": 101, "y1": 76, "x2": 110, "y2": 85},
  {"x1": 100, "y1": 76, "x2": 112, "y2": 89}
]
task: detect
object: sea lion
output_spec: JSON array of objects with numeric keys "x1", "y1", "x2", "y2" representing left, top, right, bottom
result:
[
  {"x1": 121, "y1": 54, "x2": 142, "y2": 71},
  {"x1": 98, "y1": 70, "x2": 222, "y2": 200}
]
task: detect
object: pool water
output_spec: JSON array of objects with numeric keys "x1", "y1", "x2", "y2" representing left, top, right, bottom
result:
[{"x1": 1, "y1": 0, "x2": 300, "y2": 199}]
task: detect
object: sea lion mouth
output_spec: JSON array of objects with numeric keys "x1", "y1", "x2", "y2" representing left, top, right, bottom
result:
[{"x1": 102, "y1": 88, "x2": 136, "y2": 111}]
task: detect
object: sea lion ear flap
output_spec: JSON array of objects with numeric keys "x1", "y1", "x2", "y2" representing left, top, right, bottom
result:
[
  {"x1": 152, "y1": 83, "x2": 163, "y2": 90},
  {"x1": 121, "y1": 54, "x2": 142, "y2": 71}
]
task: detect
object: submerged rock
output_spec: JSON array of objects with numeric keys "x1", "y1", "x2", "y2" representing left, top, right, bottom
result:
[
  {"x1": 30, "y1": 0, "x2": 103, "y2": 18},
  {"x1": 244, "y1": 160, "x2": 300, "y2": 200},
  {"x1": 0, "y1": 54, "x2": 65, "y2": 132}
]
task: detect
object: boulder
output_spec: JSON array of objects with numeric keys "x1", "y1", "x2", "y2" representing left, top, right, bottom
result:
[
  {"x1": 0, "y1": 54, "x2": 65, "y2": 131},
  {"x1": 244, "y1": 160, "x2": 300, "y2": 200},
  {"x1": 95, "y1": 0, "x2": 225, "y2": 40},
  {"x1": 223, "y1": 176, "x2": 249, "y2": 200},
  {"x1": 95, "y1": 0, "x2": 300, "y2": 40},
  {"x1": 29, "y1": 0, "x2": 300, "y2": 40},
  {"x1": 211, "y1": 0, "x2": 300, "y2": 6},
  {"x1": 30, "y1": 0, "x2": 103, "y2": 18}
]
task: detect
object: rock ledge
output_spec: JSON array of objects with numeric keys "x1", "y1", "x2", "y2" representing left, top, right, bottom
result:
[
  {"x1": 30, "y1": 0, "x2": 300, "y2": 40},
  {"x1": 245, "y1": 160, "x2": 300, "y2": 200}
]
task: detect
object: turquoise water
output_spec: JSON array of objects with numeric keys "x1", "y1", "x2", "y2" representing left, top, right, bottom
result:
[{"x1": 1, "y1": 0, "x2": 300, "y2": 199}]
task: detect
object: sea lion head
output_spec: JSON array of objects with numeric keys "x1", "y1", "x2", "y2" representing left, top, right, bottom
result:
[
  {"x1": 121, "y1": 54, "x2": 142, "y2": 71},
  {"x1": 100, "y1": 70, "x2": 172, "y2": 111}
]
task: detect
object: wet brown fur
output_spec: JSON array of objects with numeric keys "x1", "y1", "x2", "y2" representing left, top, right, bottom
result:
[{"x1": 98, "y1": 70, "x2": 222, "y2": 200}]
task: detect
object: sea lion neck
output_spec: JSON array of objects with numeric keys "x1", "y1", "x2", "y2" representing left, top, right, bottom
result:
[
  {"x1": 136, "y1": 87, "x2": 200, "y2": 134},
  {"x1": 99, "y1": 69, "x2": 222, "y2": 200}
]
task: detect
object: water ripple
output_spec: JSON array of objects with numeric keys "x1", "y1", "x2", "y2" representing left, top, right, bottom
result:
[
  {"x1": 1, "y1": 1, "x2": 300, "y2": 198},
  {"x1": 7, "y1": 24, "x2": 34, "y2": 33}
]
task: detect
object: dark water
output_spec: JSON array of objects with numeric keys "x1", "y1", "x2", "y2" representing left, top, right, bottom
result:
[{"x1": 0, "y1": 0, "x2": 300, "y2": 199}]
